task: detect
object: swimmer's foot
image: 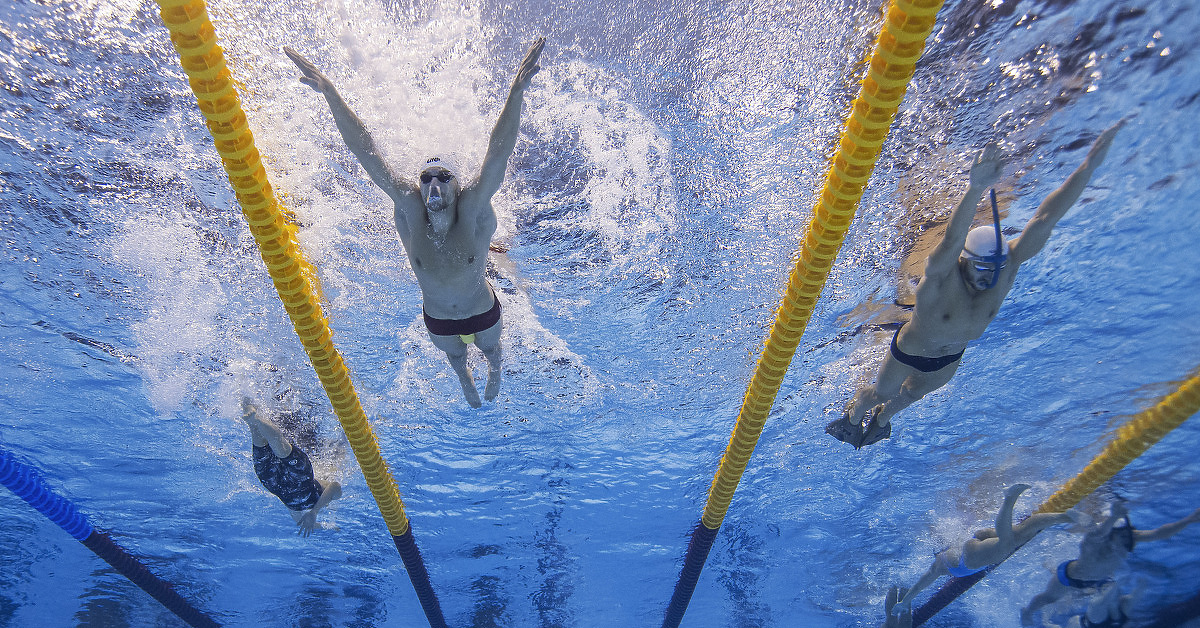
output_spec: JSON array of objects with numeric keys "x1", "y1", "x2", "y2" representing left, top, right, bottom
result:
[
  {"x1": 1005, "y1": 483, "x2": 1032, "y2": 500},
  {"x1": 456, "y1": 374, "x2": 482, "y2": 408},
  {"x1": 483, "y1": 367, "x2": 500, "y2": 402},
  {"x1": 826, "y1": 413, "x2": 864, "y2": 449},
  {"x1": 860, "y1": 407, "x2": 891, "y2": 447}
]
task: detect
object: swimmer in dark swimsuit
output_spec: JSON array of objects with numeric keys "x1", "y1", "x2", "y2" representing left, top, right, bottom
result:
[
  {"x1": 286, "y1": 39, "x2": 545, "y2": 408},
  {"x1": 894, "y1": 484, "x2": 1076, "y2": 613},
  {"x1": 1022, "y1": 503, "x2": 1200, "y2": 626},
  {"x1": 829, "y1": 121, "x2": 1126, "y2": 449},
  {"x1": 1043, "y1": 582, "x2": 1136, "y2": 628},
  {"x1": 242, "y1": 397, "x2": 342, "y2": 537}
]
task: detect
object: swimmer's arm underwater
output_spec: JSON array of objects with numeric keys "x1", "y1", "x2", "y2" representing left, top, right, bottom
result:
[
  {"x1": 284, "y1": 47, "x2": 413, "y2": 200},
  {"x1": 1134, "y1": 507, "x2": 1200, "y2": 543},
  {"x1": 471, "y1": 38, "x2": 545, "y2": 203},
  {"x1": 926, "y1": 144, "x2": 1003, "y2": 275},
  {"x1": 295, "y1": 479, "x2": 343, "y2": 538},
  {"x1": 1008, "y1": 119, "x2": 1124, "y2": 265}
]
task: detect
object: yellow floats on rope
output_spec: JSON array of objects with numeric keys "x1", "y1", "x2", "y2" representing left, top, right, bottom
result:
[
  {"x1": 700, "y1": 0, "x2": 946, "y2": 531},
  {"x1": 1036, "y1": 371, "x2": 1200, "y2": 515},
  {"x1": 154, "y1": 0, "x2": 410, "y2": 537}
]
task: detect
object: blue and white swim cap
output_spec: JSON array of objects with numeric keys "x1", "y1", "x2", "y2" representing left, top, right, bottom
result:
[{"x1": 962, "y1": 225, "x2": 1007, "y2": 261}]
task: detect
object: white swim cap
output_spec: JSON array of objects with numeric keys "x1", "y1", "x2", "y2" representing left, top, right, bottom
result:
[
  {"x1": 963, "y1": 225, "x2": 1007, "y2": 260},
  {"x1": 420, "y1": 156, "x2": 458, "y2": 176}
]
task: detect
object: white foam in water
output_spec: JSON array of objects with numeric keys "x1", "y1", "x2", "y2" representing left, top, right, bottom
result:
[
  {"x1": 110, "y1": 213, "x2": 224, "y2": 414},
  {"x1": 526, "y1": 57, "x2": 679, "y2": 268}
]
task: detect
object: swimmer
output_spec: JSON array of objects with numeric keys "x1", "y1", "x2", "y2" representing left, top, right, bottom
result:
[
  {"x1": 1043, "y1": 582, "x2": 1138, "y2": 628},
  {"x1": 284, "y1": 38, "x2": 546, "y2": 408},
  {"x1": 242, "y1": 397, "x2": 342, "y2": 537},
  {"x1": 828, "y1": 120, "x2": 1126, "y2": 448},
  {"x1": 894, "y1": 484, "x2": 1076, "y2": 613},
  {"x1": 1021, "y1": 503, "x2": 1200, "y2": 626}
]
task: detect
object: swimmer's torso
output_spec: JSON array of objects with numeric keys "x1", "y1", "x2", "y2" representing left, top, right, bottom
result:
[
  {"x1": 903, "y1": 262, "x2": 1017, "y2": 356},
  {"x1": 392, "y1": 188, "x2": 497, "y2": 320}
]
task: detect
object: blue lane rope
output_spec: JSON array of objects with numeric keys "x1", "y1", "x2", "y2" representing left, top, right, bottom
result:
[
  {"x1": 392, "y1": 528, "x2": 448, "y2": 628},
  {"x1": 1, "y1": 446, "x2": 221, "y2": 628},
  {"x1": 0, "y1": 447, "x2": 92, "y2": 540},
  {"x1": 662, "y1": 523, "x2": 720, "y2": 628}
]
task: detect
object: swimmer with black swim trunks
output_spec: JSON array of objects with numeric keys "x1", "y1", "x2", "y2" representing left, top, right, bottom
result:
[
  {"x1": 286, "y1": 39, "x2": 545, "y2": 408},
  {"x1": 893, "y1": 484, "x2": 1076, "y2": 613},
  {"x1": 827, "y1": 120, "x2": 1126, "y2": 448},
  {"x1": 242, "y1": 397, "x2": 342, "y2": 537}
]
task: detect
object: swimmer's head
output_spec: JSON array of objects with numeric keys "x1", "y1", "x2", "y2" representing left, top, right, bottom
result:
[
  {"x1": 419, "y1": 157, "x2": 459, "y2": 212},
  {"x1": 1111, "y1": 516, "x2": 1135, "y2": 552},
  {"x1": 959, "y1": 225, "x2": 1008, "y2": 291}
]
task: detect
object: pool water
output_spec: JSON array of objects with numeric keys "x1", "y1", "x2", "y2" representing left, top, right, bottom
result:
[{"x1": 1, "y1": 0, "x2": 1198, "y2": 626}]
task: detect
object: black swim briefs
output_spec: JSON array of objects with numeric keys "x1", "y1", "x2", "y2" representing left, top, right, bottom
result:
[
  {"x1": 423, "y1": 292, "x2": 501, "y2": 337},
  {"x1": 890, "y1": 325, "x2": 964, "y2": 373},
  {"x1": 253, "y1": 444, "x2": 323, "y2": 511},
  {"x1": 1057, "y1": 560, "x2": 1112, "y2": 589}
]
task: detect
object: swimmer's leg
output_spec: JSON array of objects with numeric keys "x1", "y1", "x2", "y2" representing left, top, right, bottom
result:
[
  {"x1": 242, "y1": 397, "x2": 292, "y2": 458},
  {"x1": 429, "y1": 333, "x2": 482, "y2": 408},
  {"x1": 996, "y1": 483, "x2": 1031, "y2": 546},
  {"x1": 844, "y1": 351, "x2": 911, "y2": 428},
  {"x1": 873, "y1": 359, "x2": 960, "y2": 429},
  {"x1": 896, "y1": 556, "x2": 949, "y2": 611},
  {"x1": 1022, "y1": 577, "x2": 1069, "y2": 626},
  {"x1": 473, "y1": 320, "x2": 503, "y2": 402}
]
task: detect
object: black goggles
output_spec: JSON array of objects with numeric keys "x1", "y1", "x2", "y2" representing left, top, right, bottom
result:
[{"x1": 420, "y1": 171, "x2": 454, "y2": 184}]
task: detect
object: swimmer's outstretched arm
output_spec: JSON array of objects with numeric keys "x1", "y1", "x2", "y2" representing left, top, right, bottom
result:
[
  {"x1": 1009, "y1": 119, "x2": 1125, "y2": 265},
  {"x1": 925, "y1": 144, "x2": 1003, "y2": 275},
  {"x1": 1135, "y1": 506, "x2": 1200, "y2": 543},
  {"x1": 283, "y1": 47, "x2": 413, "y2": 200},
  {"x1": 471, "y1": 38, "x2": 545, "y2": 203}
]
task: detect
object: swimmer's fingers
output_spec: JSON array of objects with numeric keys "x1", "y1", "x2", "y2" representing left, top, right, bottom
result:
[
  {"x1": 515, "y1": 38, "x2": 545, "y2": 87},
  {"x1": 284, "y1": 47, "x2": 329, "y2": 92},
  {"x1": 1087, "y1": 120, "x2": 1125, "y2": 164},
  {"x1": 970, "y1": 144, "x2": 1003, "y2": 187},
  {"x1": 524, "y1": 37, "x2": 546, "y2": 65},
  {"x1": 296, "y1": 512, "x2": 316, "y2": 537}
]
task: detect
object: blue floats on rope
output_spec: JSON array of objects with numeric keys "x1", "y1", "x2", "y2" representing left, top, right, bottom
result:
[
  {"x1": 392, "y1": 527, "x2": 449, "y2": 628},
  {"x1": 1, "y1": 445, "x2": 221, "y2": 628},
  {"x1": 662, "y1": 522, "x2": 721, "y2": 628},
  {"x1": 0, "y1": 446, "x2": 93, "y2": 540}
]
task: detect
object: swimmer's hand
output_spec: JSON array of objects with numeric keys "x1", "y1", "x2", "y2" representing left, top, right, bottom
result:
[
  {"x1": 969, "y1": 144, "x2": 1003, "y2": 189},
  {"x1": 513, "y1": 37, "x2": 546, "y2": 92},
  {"x1": 284, "y1": 47, "x2": 333, "y2": 94},
  {"x1": 1084, "y1": 118, "x2": 1126, "y2": 168},
  {"x1": 883, "y1": 585, "x2": 912, "y2": 627},
  {"x1": 296, "y1": 510, "x2": 318, "y2": 538}
]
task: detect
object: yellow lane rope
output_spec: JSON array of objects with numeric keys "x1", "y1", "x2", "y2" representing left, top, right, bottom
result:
[
  {"x1": 1036, "y1": 372, "x2": 1200, "y2": 515},
  {"x1": 701, "y1": 0, "x2": 946, "y2": 530},
  {"x1": 913, "y1": 371, "x2": 1200, "y2": 624},
  {"x1": 154, "y1": 0, "x2": 410, "y2": 536}
]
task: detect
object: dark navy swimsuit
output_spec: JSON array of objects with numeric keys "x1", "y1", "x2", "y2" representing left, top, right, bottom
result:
[
  {"x1": 423, "y1": 291, "x2": 501, "y2": 337},
  {"x1": 253, "y1": 444, "x2": 323, "y2": 511},
  {"x1": 890, "y1": 324, "x2": 964, "y2": 373}
]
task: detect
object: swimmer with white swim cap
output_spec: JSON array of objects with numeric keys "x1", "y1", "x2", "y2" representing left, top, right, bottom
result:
[
  {"x1": 285, "y1": 38, "x2": 547, "y2": 408},
  {"x1": 828, "y1": 119, "x2": 1127, "y2": 448}
]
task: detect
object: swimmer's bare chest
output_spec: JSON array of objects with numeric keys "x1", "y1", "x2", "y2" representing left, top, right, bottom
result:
[{"x1": 909, "y1": 275, "x2": 1007, "y2": 351}]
